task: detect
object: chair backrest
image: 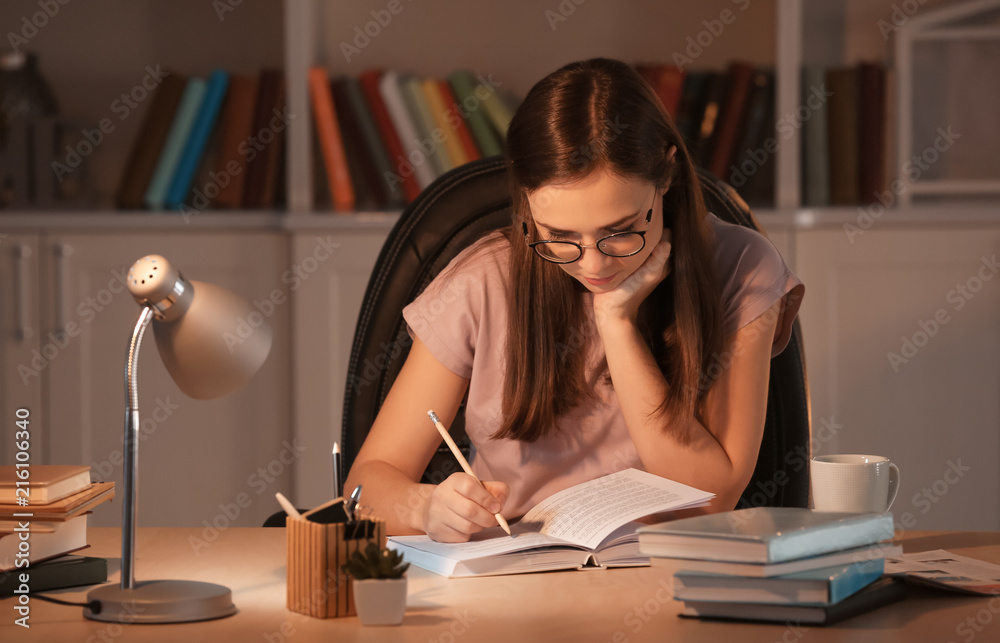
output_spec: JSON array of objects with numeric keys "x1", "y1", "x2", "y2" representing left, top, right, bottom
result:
[{"x1": 342, "y1": 156, "x2": 811, "y2": 508}]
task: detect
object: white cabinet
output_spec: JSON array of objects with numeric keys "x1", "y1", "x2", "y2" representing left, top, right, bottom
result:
[
  {"x1": 795, "y1": 225, "x2": 1000, "y2": 530},
  {"x1": 0, "y1": 234, "x2": 44, "y2": 459},
  {"x1": 289, "y1": 226, "x2": 387, "y2": 509}
]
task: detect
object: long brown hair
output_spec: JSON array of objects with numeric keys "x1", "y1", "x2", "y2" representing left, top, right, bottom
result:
[{"x1": 494, "y1": 57, "x2": 722, "y2": 443}]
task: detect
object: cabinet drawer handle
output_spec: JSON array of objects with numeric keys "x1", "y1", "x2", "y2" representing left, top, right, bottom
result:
[
  {"x1": 54, "y1": 243, "x2": 74, "y2": 334},
  {"x1": 14, "y1": 243, "x2": 33, "y2": 342}
]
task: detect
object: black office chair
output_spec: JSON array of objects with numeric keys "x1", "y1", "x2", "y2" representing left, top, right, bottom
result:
[{"x1": 341, "y1": 156, "x2": 811, "y2": 509}]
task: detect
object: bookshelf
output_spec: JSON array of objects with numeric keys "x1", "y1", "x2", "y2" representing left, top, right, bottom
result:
[{"x1": 2, "y1": 0, "x2": 998, "y2": 531}]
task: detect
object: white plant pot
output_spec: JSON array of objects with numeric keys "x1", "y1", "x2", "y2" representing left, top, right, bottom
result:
[{"x1": 352, "y1": 577, "x2": 408, "y2": 626}]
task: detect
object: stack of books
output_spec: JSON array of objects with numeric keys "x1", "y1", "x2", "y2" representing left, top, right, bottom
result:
[
  {"x1": 637, "y1": 507, "x2": 906, "y2": 625},
  {"x1": 0, "y1": 465, "x2": 115, "y2": 593}
]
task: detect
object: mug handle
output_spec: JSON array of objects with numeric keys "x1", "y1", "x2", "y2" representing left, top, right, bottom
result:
[{"x1": 886, "y1": 463, "x2": 900, "y2": 511}]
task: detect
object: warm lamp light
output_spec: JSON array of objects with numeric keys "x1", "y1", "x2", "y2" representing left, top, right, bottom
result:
[{"x1": 84, "y1": 255, "x2": 271, "y2": 623}]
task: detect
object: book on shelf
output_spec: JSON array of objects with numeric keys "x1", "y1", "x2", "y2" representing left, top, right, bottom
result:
[
  {"x1": 826, "y1": 66, "x2": 861, "y2": 205},
  {"x1": 400, "y1": 73, "x2": 448, "y2": 178},
  {"x1": 242, "y1": 68, "x2": 285, "y2": 209},
  {"x1": 651, "y1": 541, "x2": 903, "y2": 578},
  {"x1": 359, "y1": 69, "x2": 423, "y2": 203},
  {"x1": 144, "y1": 76, "x2": 206, "y2": 210},
  {"x1": 680, "y1": 576, "x2": 906, "y2": 625},
  {"x1": 210, "y1": 73, "x2": 258, "y2": 209},
  {"x1": 165, "y1": 69, "x2": 230, "y2": 210},
  {"x1": 115, "y1": 72, "x2": 187, "y2": 210},
  {"x1": 801, "y1": 64, "x2": 831, "y2": 207},
  {"x1": 636, "y1": 507, "x2": 895, "y2": 564},
  {"x1": 0, "y1": 555, "x2": 107, "y2": 595},
  {"x1": 673, "y1": 556, "x2": 886, "y2": 605},
  {"x1": 0, "y1": 465, "x2": 91, "y2": 505},
  {"x1": 422, "y1": 77, "x2": 468, "y2": 169},
  {"x1": 437, "y1": 78, "x2": 482, "y2": 165},
  {"x1": 387, "y1": 468, "x2": 714, "y2": 578},
  {"x1": 447, "y1": 70, "x2": 504, "y2": 158},
  {"x1": 729, "y1": 68, "x2": 775, "y2": 205},
  {"x1": 858, "y1": 61, "x2": 887, "y2": 206},
  {"x1": 333, "y1": 75, "x2": 382, "y2": 210},
  {"x1": 707, "y1": 61, "x2": 755, "y2": 183},
  {"x1": 308, "y1": 67, "x2": 354, "y2": 211},
  {"x1": 380, "y1": 70, "x2": 436, "y2": 191},
  {"x1": 635, "y1": 63, "x2": 686, "y2": 119},
  {"x1": 344, "y1": 74, "x2": 406, "y2": 208}
]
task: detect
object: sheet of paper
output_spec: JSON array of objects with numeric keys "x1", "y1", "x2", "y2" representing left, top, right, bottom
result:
[
  {"x1": 884, "y1": 549, "x2": 1000, "y2": 594},
  {"x1": 520, "y1": 468, "x2": 714, "y2": 550}
]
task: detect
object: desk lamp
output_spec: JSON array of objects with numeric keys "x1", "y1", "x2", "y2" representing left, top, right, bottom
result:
[{"x1": 85, "y1": 255, "x2": 271, "y2": 623}]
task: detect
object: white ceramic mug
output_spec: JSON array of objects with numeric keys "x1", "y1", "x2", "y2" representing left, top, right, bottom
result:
[{"x1": 810, "y1": 454, "x2": 900, "y2": 513}]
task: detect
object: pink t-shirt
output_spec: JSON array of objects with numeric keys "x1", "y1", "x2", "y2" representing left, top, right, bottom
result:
[{"x1": 403, "y1": 213, "x2": 804, "y2": 517}]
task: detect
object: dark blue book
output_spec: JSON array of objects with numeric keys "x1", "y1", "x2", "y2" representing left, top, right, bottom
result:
[
  {"x1": 165, "y1": 69, "x2": 229, "y2": 209},
  {"x1": 673, "y1": 557, "x2": 885, "y2": 605}
]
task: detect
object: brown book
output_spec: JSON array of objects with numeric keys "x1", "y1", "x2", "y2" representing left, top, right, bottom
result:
[
  {"x1": 826, "y1": 67, "x2": 860, "y2": 205},
  {"x1": 858, "y1": 62, "x2": 886, "y2": 205},
  {"x1": 115, "y1": 72, "x2": 186, "y2": 209},
  {"x1": 242, "y1": 69, "x2": 286, "y2": 209},
  {"x1": 211, "y1": 73, "x2": 259, "y2": 208},
  {"x1": 0, "y1": 482, "x2": 115, "y2": 522},
  {"x1": 0, "y1": 465, "x2": 90, "y2": 505},
  {"x1": 332, "y1": 76, "x2": 384, "y2": 209},
  {"x1": 635, "y1": 64, "x2": 686, "y2": 119},
  {"x1": 707, "y1": 61, "x2": 755, "y2": 180}
]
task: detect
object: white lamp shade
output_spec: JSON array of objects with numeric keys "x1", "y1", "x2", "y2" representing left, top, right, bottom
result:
[{"x1": 152, "y1": 280, "x2": 272, "y2": 400}]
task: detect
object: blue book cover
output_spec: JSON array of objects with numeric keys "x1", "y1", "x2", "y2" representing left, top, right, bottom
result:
[
  {"x1": 165, "y1": 69, "x2": 229, "y2": 209},
  {"x1": 637, "y1": 507, "x2": 895, "y2": 564},
  {"x1": 674, "y1": 557, "x2": 886, "y2": 605},
  {"x1": 144, "y1": 77, "x2": 206, "y2": 210}
]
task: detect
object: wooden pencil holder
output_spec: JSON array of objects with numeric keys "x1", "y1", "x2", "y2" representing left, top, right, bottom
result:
[{"x1": 286, "y1": 514, "x2": 386, "y2": 618}]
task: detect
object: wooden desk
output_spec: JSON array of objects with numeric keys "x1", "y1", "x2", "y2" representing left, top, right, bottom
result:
[{"x1": 2, "y1": 528, "x2": 999, "y2": 642}]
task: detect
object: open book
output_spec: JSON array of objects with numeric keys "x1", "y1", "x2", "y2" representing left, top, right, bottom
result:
[{"x1": 387, "y1": 468, "x2": 714, "y2": 577}]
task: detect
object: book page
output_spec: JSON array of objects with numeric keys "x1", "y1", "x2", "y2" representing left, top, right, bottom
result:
[{"x1": 520, "y1": 468, "x2": 713, "y2": 550}]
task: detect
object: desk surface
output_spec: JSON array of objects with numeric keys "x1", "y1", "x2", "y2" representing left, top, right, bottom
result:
[{"x1": 2, "y1": 527, "x2": 1000, "y2": 642}]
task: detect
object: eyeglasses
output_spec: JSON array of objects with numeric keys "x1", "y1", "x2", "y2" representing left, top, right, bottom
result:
[{"x1": 522, "y1": 186, "x2": 658, "y2": 264}]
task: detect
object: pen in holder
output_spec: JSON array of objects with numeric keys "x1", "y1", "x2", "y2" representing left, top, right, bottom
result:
[{"x1": 286, "y1": 497, "x2": 384, "y2": 618}]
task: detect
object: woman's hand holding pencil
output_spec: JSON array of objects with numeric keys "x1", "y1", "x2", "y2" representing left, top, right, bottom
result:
[{"x1": 424, "y1": 410, "x2": 513, "y2": 542}]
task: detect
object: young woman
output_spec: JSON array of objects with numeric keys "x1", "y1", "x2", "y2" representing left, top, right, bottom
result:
[{"x1": 345, "y1": 58, "x2": 804, "y2": 543}]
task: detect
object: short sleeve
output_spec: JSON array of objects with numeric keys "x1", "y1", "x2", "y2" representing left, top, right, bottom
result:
[
  {"x1": 401, "y1": 234, "x2": 507, "y2": 378},
  {"x1": 710, "y1": 214, "x2": 805, "y2": 358}
]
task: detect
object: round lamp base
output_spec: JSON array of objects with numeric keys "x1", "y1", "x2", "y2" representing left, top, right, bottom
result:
[{"x1": 85, "y1": 579, "x2": 237, "y2": 623}]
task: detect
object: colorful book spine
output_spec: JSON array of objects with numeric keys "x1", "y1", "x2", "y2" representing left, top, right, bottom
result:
[
  {"x1": 437, "y1": 79, "x2": 481, "y2": 164},
  {"x1": 400, "y1": 74, "x2": 446, "y2": 177},
  {"x1": 447, "y1": 70, "x2": 502, "y2": 157},
  {"x1": 379, "y1": 70, "x2": 435, "y2": 190},
  {"x1": 421, "y1": 78, "x2": 464, "y2": 171},
  {"x1": 211, "y1": 73, "x2": 259, "y2": 209},
  {"x1": 345, "y1": 75, "x2": 405, "y2": 208},
  {"x1": 333, "y1": 76, "x2": 384, "y2": 209},
  {"x1": 116, "y1": 72, "x2": 186, "y2": 210},
  {"x1": 144, "y1": 77, "x2": 206, "y2": 210},
  {"x1": 308, "y1": 67, "x2": 355, "y2": 211},
  {"x1": 165, "y1": 69, "x2": 230, "y2": 209},
  {"x1": 801, "y1": 65, "x2": 830, "y2": 207},
  {"x1": 359, "y1": 69, "x2": 422, "y2": 203}
]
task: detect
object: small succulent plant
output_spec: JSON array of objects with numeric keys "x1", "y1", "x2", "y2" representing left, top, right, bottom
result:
[{"x1": 342, "y1": 542, "x2": 410, "y2": 580}]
